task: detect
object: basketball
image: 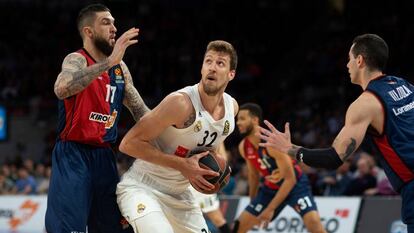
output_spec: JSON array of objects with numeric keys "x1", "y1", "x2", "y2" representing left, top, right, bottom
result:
[{"x1": 188, "y1": 148, "x2": 231, "y2": 194}]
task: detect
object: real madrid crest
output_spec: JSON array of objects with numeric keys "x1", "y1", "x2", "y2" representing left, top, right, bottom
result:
[
  {"x1": 222, "y1": 120, "x2": 230, "y2": 135},
  {"x1": 194, "y1": 120, "x2": 202, "y2": 132},
  {"x1": 137, "y1": 203, "x2": 146, "y2": 214}
]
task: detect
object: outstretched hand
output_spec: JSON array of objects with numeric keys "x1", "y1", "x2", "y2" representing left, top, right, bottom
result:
[
  {"x1": 258, "y1": 120, "x2": 292, "y2": 155},
  {"x1": 108, "y1": 27, "x2": 139, "y2": 66}
]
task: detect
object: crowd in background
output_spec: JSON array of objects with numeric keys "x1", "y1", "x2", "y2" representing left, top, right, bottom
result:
[{"x1": 1, "y1": 0, "x2": 413, "y2": 197}]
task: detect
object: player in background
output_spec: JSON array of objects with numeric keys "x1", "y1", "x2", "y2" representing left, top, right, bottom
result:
[
  {"x1": 116, "y1": 40, "x2": 238, "y2": 233},
  {"x1": 46, "y1": 4, "x2": 149, "y2": 233},
  {"x1": 234, "y1": 103, "x2": 325, "y2": 233},
  {"x1": 191, "y1": 142, "x2": 231, "y2": 233},
  {"x1": 259, "y1": 34, "x2": 414, "y2": 233}
]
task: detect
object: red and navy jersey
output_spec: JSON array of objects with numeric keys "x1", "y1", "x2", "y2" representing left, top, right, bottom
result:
[
  {"x1": 366, "y1": 75, "x2": 414, "y2": 192},
  {"x1": 57, "y1": 48, "x2": 125, "y2": 146},
  {"x1": 243, "y1": 138, "x2": 302, "y2": 190}
]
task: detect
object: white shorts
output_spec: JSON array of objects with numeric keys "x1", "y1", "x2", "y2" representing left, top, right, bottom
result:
[
  {"x1": 189, "y1": 186, "x2": 220, "y2": 213},
  {"x1": 116, "y1": 174, "x2": 209, "y2": 233}
]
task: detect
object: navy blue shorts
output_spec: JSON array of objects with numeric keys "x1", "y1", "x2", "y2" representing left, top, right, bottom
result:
[
  {"x1": 401, "y1": 180, "x2": 414, "y2": 232},
  {"x1": 45, "y1": 141, "x2": 131, "y2": 233},
  {"x1": 246, "y1": 174, "x2": 317, "y2": 220}
]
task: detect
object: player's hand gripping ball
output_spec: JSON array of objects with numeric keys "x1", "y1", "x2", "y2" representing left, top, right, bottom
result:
[{"x1": 189, "y1": 148, "x2": 231, "y2": 194}]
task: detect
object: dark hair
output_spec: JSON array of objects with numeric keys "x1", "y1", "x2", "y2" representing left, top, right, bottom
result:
[
  {"x1": 77, "y1": 4, "x2": 110, "y2": 37},
  {"x1": 351, "y1": 34, "x2": 389, "y2": 72},
  {"x1": 206, "y1": 40, "x2": 238, "y2": 71},
  {"x1": 239, "y1": 103, "x2": 262, "y2": 121}
]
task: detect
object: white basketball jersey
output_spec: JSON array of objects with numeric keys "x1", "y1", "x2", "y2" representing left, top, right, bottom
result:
[{"x1": 125, "y1": 83, "x2": 235, "y2": 193}]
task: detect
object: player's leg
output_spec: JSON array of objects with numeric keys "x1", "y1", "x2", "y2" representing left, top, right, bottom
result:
[
  {"x1": 164, "y1": 207, "x2": 210, "y2": 233},
  {"x1": 88, "y1": 147, "x2": 132, "y2": 233},
  {"x1": 286, "y1": 175, "x2": 326, "y2": 233},
  {"x1": 191, "y1": 188, "x2": 230, "y2": 233},
  {"x1": 233, "y1": 186, "x2": 282, "y2": 233},
  {"x1": 45, "y1": 141, "x2": 92, "y2": 233},
  {"x1": 116, "y1": 176, "x2": 174, "y2": 233},
  {"x1": 233, "y1": 210, "x2": 261, "y2": 233},
  {"x1": 132, "y1": 211, "x2": 174, "y2": 233},
  {"x1": 302, "y1": 210, "x2": 325, "y2": 233},
  {"x1": 205, "y1": 209, "x2": 231, "y2": 233},
  {"x1": 401, "y1": 180, "x2": 414, "y2": 233}
]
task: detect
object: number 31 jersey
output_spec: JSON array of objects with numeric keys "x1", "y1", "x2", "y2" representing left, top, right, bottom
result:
[{"x1": 127, "y1": 83, "x2": 235, "y2": 192}]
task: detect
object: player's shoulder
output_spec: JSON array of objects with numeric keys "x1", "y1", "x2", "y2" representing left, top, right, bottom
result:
[
  {"x1": 62, "y1": 52, "x2": 86, "y2": 65},
  {"x1": 160, "y1": 91, "x2": 193, "y2": 112},
  {"x1": 346, "y1": 91, "x2": 382, "y2": 120},
  {"x1": 232, "y1": 98, "x2": 239, "y2": 115}
]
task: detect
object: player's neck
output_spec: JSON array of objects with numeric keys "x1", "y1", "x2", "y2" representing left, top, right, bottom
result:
[
  {"x1": 83, "y1": 41, "x2": 108, "y2": 62},
  {"x1": 247, "y1": 134, "x2": 260, "y2": 148},
  {"x1": 361, "y1": 70, "x2": 384, "y2": 90},
  {"x1": 198, "y1": 87, "x2": 224, "y2": 115}
]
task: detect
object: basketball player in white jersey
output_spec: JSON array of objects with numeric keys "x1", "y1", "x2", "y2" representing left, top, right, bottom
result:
[
  {"x1": 190, "y1": 142, "x2": 231, "y2": 233},
  {"x1": 116, "y1": 40, "x2": 239, "y2": 233}
]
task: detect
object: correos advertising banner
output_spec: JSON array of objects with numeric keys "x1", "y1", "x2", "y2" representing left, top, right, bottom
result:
[
  {"x1": 231, "y1": 196, "x2": 361, "y2": 233},
  {"x1": 0, "y1": 196, "x2": 46, "y2": 233}
]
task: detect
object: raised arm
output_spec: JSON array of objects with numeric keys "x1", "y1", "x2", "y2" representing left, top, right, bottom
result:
[
  {"x1": 120, "y1": 61, "x2": 150, "y2": 121},
  {"x1": 119, "y1": 92, "x2": 218, "y2": 190},
  {"x1": 54, "y1": 27, "x2": 139, "y2": 99}
]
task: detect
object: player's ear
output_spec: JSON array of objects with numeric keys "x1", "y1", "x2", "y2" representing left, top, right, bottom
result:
[
  {"x1": 228, "y1": 70, "x2": 236, "y2": 81},
  {"x1": 82, "y1": 26, "x2": 93, "y2": 38},
  {"x1": 356, "y1": 54, "x2": 364, "y2": 67}
]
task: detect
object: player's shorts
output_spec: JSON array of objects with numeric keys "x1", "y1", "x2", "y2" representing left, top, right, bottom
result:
[
  {"x1": 401, "y1": 179, "x2": 414, "y2": 231},
  {"x1": 45, "y1": 141, "x2": 130, "y2": 233},
  {"x1": 116, "y1": 173, "x2": 209, "y2": 233},
  {"x1": 189, "y1": 185, "x2": 220, "y2": 213},
  {"x1": 246, "y1": 174, "x2": 317, "y2": 220}
]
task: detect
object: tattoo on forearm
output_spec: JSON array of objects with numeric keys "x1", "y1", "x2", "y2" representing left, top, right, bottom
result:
[
  {"x1": 55, "y1": 54, "x2": 110, "y2": 98},
  {"x1": 183, "y1": 111, "x2": 196, "y2": 128},
  {"x1": 124, "y1": 85, "x2": 149, "y2": 121},
  {"x1": 341, "y1": 138, "x2": 356, "y2": 160},
  {"x1": 121, "y1": 61, "x2": 149, "y2": 121}
]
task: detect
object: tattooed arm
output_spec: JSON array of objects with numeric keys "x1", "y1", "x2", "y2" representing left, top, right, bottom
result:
[
  {"x1": 120, "y1": 61, "x2": 149, "y2": 121},
  {"x1": 331, "y1": 92, "x2": 381, "y2": 160},
  {"x1": 54, "y1": 53, "x2": 111, "y2": 99}
]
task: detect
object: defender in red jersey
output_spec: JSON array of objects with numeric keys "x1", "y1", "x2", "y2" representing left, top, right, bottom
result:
[
  {"x1": 46, "y1": 4, "x2": 148, "y2": 233},
  {"x1": 233, "y1": 103, "x2": 325, "y2": 233}
]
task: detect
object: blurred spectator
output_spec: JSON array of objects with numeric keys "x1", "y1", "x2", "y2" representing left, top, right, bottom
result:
[
  {"x1": 317, "y1": 158, "x2": 353, "y2": 196},
  {"x1": 12, "y1": 166, "x2": 37, "y2": 195},
  {"x1": 0, "y1": 170, "x2": 14, "y2": 194},
  {"x1": 36, "y1": 166, "x2": 51, "y2": 194},
  {"x1": 344, "y1": 156, "x2": 377, "y2": 196}
]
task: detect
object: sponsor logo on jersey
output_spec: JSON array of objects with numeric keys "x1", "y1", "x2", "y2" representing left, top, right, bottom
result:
[
  {"x1": 114, "y1": 68, "x2": 124, "y2": 83},
  {"x1": 89, "y1": 109, "x2": 118, "y2": 129},
  {"x1": 137, "y1": 203, "x2": 146, "y2": 214},
  {"x1": 174, "y1": 145, "x2": 189, "y2": 157},
  {"x1": 222, "y1": 120, "x2": 230, "y2": 135},
  {"x1": 194, "y1": 120, "x2": 202, "y2": 132}
]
